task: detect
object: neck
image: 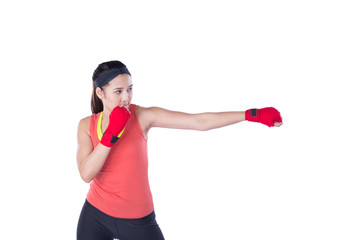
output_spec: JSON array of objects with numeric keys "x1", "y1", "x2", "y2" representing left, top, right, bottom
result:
[{"x1": 102, "y1": 108, "x2": 111, "y2": 124}]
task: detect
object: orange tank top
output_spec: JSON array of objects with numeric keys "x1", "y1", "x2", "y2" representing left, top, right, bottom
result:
[{"x1": 86, "y1": 104, "x2": 154, "y2": 218}]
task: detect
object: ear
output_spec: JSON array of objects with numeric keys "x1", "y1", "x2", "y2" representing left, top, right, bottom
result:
[{"x1": 95, "y1": 87, "x2": 104, "y2": 100}]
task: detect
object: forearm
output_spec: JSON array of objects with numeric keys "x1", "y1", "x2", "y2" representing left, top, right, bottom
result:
[
  {"x1": 199, "y1": 111, "x2": 245, "y2": 131},
  {"x1": 78, "y1": 143, "x2": 111, "y2": 183}
]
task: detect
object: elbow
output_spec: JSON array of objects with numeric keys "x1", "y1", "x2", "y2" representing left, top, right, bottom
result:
[
  {"x1": 79, "y1": 169, "x2": 94, "y2": 183},
  {"x1": 199, "y1": 125, "x2": 210, "y2": 131},
  {"x1": 78, "y1": 160, "x2": 95, "y2": 183},
  {"x1": 80, "y1": 173, "x2": 92, "y2": 183},
  {"x1": 81, "y1": 175, "x2": 92, "y2": 183},
  {"x1": 197, "y1": 114, "x2": 211, "y2": 131}
]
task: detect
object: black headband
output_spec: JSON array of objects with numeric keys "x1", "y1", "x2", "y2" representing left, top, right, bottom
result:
[{"x1": 94, "y1": 67, "x2": 131, "y2": 88}]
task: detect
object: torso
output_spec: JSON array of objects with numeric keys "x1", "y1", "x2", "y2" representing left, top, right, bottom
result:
[{"x1": 86, "y1": 104, "x2": 154, "y2": 218}]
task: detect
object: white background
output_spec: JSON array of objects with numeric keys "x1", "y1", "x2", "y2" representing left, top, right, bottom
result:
[{"x1": 0, "y1": 0, "x2": 359, "y2": 239}]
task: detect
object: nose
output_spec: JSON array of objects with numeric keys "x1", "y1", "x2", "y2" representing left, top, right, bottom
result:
[{"x1": 121, "y1": 92, "x2": 130, "y2": 106}]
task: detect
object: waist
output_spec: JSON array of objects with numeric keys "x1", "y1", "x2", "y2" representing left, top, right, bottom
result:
[
  {"x1": 84, "y1": 199, "x2": 155, "y2": 220},
  {"x1": 86, "y1": 177, "x2": 154, "y2": 218}
]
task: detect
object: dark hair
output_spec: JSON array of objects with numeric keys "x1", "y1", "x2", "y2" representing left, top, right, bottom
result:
[{"x1": 91, "y1": 60, "x2": 129, "y2": 114}]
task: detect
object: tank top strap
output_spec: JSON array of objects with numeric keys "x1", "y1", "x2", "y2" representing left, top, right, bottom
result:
[{"x1": 89, "y1": 112, "x2": 101, "y2": 147}]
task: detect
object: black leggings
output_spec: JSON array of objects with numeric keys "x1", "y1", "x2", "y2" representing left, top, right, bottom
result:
[{"x1": 77, "y1": 200, "x2": 165, "y2": 240}]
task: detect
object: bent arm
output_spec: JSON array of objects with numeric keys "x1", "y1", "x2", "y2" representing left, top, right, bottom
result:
[
  {"x1": 141, "y1": 107, "x2": 245, "y2": 131},
  {"x1": 76, "y1": 117, "x2": 111, "y2": 183}
]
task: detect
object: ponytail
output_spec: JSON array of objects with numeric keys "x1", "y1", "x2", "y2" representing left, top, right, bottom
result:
[{"x1": 91, "y1": 82, "x2": 103, "y2": 114}]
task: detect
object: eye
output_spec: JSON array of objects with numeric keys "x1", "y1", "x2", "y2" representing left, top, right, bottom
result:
[
  {"x1": 128, "y1": 87, "x2": 133, "y2": 92},
  {"x1": 115, "y1": 90, "x2": 122, "y2": 94}
]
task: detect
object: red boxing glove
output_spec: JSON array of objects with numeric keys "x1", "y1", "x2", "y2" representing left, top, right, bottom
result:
[
  {"x1": 245, "y1": 107, "x2": 282, "y2": 127},
  {"x1": 101, "y1": 106, "x2": 131, "y2": 147}
]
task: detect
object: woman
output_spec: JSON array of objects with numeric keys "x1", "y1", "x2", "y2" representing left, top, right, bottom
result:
[{"x1": 76, "y1": 60, "x2": 283, "y2": 240}]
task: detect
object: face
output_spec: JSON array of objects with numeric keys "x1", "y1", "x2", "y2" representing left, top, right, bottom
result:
[{"x1": 96, "y1": 74, "x2": 133, "y2": 112}]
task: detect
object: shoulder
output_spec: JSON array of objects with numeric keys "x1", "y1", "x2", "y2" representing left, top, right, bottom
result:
[
  {"x1": 135, "y1": 106, "x2": 202, "y2": 130},
  {"x1": 136, "y1": 106, "x2": 158, "y2": 119},
  {"x1": 134, "y1": 105, "x2": 158, "y2": 130},
  {"x1": 79, "y1": 115, "x2": 91, "y2": 126},
  {"x1": 131, "y1": 105, "x2": 184, "y2": 129},
  {"x1": 131, "y1": 103, "x2": 151, "y2": 115},
  {"x1": 135, "y1": 106, "x2": 187, "y2": 129},
  {"x1": 78, "y1": 116, "x2": 91, "y2": 136},
  {"x1": 135, "y1": 105, "x2": 151, "y2": 119}
]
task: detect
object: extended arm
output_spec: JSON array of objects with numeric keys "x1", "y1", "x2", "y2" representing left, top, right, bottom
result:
[
  {"x1": 140, "y1": 107, "x2": 245, "y2": 131},
  {"x1": 139, "y1": 106, "x2": 282, "y2": 131}
]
